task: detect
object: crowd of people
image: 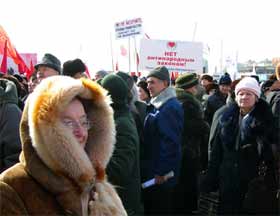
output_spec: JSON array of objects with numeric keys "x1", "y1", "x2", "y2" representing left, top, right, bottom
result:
[{"x1": 0, "y1": 52, "x2": 279, "y2": 215}]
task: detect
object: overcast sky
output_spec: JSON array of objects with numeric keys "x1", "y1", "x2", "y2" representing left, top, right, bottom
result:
[{"x1": 1, "y1": 0, "x2": 279, "y2": 74}]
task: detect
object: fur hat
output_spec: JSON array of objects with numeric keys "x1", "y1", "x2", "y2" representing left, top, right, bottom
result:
[
  {"x1": 219, "y1": 73, "x2": 232, "y2": 85},
  {"x1": 175, "y1": 73, "x2": 198, "y2": 89},
  {"x1": 35, "y1": 53, "x2": 61, "y2": 73},
  {"x1": 62, "y1": 58, "x2": 86, "y2": 77},
  {"x1": 147, "y1": 66, "x2": 170, "y2": 83},
  {"x1": 235, "y1": 77, "x2": 261, "y2": 98}
]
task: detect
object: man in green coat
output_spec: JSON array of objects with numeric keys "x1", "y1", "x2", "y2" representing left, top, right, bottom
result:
[
  {"x1": 101, "y1": 74, "x2": 142, "y2": 216},
  {"x1": 173, "y1": 73, "x2": 210, "y2": 214}
]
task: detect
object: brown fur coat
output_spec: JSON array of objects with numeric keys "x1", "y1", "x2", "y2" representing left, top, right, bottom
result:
[{"x1": 0, "y1": 76, "x2": 127, "y2": 215}]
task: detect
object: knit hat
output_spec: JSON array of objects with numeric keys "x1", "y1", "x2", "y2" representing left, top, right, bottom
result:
[
  {"x1": 147, "y1": 66, "x2": 170, "y2": 83},
  {"x1": 35, "y1": 53, "x2": 61, "y2": 73},
  {"x1": 62, "y1": 58, "x2": 86, "y2": 77},
  {"x1": 116, "y1": 71, "x2": 134, "y2": 90},
  {"x1": 219, "y1": 74, "x2": 232, "y2": 85},
  {"x1": 101, "y1": 74, "x2": 129, "y2": 106},
  {"x1": 235, "y1": 77, "x2": 261, "y2": 98},
  {"x1": 175, "y1": 73, "x2": 198, "y2": 89}
]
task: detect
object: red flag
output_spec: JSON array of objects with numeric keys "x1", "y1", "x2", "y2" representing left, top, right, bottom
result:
[
  {"x1": 0, "y1": 26, "x2": 22, "y2": 65},
  {"x1": 0, "y1": 26, "x2": 29, "y2": 74},
  {"x1": 15, "y1": 49, "x2": 28, "y2": 75},
  {"x1": 84, "y1": 65, "x2": 91, "y2": 79},
  {"x1": 170, "y1": 71, "x2": 175, "y2": 81},
  {"x1": 29, "y1": 59, "x2": 34, "y2": 72},
  {"x1": 18, "y1": 63, "x2": 24, "y2": 73},
  {"x1": 25, "y1": 60, "x2": 34, "y2": 79},
  {"x1": 0, "y1": 40, "x2": 8, "y2": 73}
]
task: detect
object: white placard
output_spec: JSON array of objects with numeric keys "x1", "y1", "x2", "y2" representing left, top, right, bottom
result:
[
  {"x1": 115, "y1": 18, "x2": 142, "y2": 39},
  {"x1": 139, "y1": 39, "x2": 203, "y2": 74}
]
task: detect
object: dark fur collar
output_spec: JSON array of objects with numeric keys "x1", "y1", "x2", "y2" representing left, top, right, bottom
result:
[{"x1": 219, "y1": 99, "x2": 273, "y2": 149}]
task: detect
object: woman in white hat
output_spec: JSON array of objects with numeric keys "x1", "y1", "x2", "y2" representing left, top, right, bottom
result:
[{"x1": 201, "y1": 77, "x2": 277, "y2": 214}]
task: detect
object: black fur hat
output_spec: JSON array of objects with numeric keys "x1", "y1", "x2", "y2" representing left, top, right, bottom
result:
[{"x1": 62, "y1": 58, "x2": 86, "y2": 77}]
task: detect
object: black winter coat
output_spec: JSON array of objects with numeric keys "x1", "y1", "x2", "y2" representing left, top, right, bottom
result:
[
  {"x1": 174, "y1": 89, "x2": 209, "y2": 213},
  {"x1": 202, "y1": 99, "x2": 277, "y2": 214},
  {"x1": 0, "y1": 79, "x2": 22, "y2": 172},
  {"x1": 266, "y1": 90, "x2": 280, "y2": 149}
]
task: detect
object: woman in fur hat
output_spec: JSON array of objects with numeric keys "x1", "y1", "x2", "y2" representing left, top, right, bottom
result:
[
  {"x1": 0, "y1": 76, "x2": 127, "y2": 215},
  {"x1": 201, "y1": 77, "x2": 277, "y2": 214}
]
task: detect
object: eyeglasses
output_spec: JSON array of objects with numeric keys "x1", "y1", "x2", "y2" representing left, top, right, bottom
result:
[{"x1": 61, "y1": 117, "x2": 92, "y2": 130}]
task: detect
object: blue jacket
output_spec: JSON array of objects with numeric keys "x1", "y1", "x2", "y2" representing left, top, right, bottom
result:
[{"x1": 142, "y1": 87, "x2": 183, "y2": 188}]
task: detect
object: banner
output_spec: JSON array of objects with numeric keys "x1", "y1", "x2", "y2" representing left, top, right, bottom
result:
[
  {"x1": 115, "y1": 18, "x2": 142, "y2": 39},
  {"x1": 139, "y1": 39, "x2": 203, "y2": 74}
]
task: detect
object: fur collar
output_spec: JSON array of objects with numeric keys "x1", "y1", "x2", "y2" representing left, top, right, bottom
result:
[
  {"x1": 20, "y1": 76, "x2": 117, "y2": 215},
  {"x1": 219, "y1": 99, "x2": 273, "y2": 149},
  {"x1": 150, "y1": 86, "x2": 176, "y2": 109},
  {"x1": 176, "y1": 88, "x2": 201, "y2": 106}
]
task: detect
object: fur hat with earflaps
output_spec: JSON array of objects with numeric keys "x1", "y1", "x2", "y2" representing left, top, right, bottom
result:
[{"x1": 62, "y1": 58, "x2": 86, "y2": 77}]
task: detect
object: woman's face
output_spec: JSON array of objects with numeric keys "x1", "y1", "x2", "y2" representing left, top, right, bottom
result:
[
  {"x1": 138, "y1": 87, "x2": 149, "y2": 101},
  {"x1": 236, "y1": 90, "x2": 257, "y2": 112},
  {"x1": 60, "y1": 99, "x2": 89, "y2": 148}
]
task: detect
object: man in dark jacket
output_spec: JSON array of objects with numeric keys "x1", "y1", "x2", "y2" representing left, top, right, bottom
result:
[
  {"x1": 173, "y1": 73, "x2": 210, "y2": 214},
  {"x1": 101, "y1": 74, "x2": 142, "y2": 216},
  {"x1": 266, "y1": 79, "x2": 280, "y2": 185},
  {"x1": 204, "y1": 73, "x2": 232, "y2": 126},
  {"x1": 0, "y1": 79, "x2": 22, "y2": 172},
  {"x1": 141, "y1": 66, "x2": 184, "y2": 214}
]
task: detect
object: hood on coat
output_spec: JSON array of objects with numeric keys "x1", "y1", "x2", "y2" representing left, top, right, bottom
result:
[
  {"x1": 20, "y1": 76, "x2": 115, "y2": 194},
  {"x1": 0, "y1": 78, "x2": 18, "y2": 105}
]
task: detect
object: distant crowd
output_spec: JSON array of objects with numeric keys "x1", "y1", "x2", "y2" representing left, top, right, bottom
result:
[{"x1": 0, "y1": 53, "x2": 279, "y2": 215}]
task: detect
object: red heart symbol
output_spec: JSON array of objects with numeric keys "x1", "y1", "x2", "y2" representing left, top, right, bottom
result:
[{"x1": 168, "y1": 42, "x2": 176, "y2": 48}]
